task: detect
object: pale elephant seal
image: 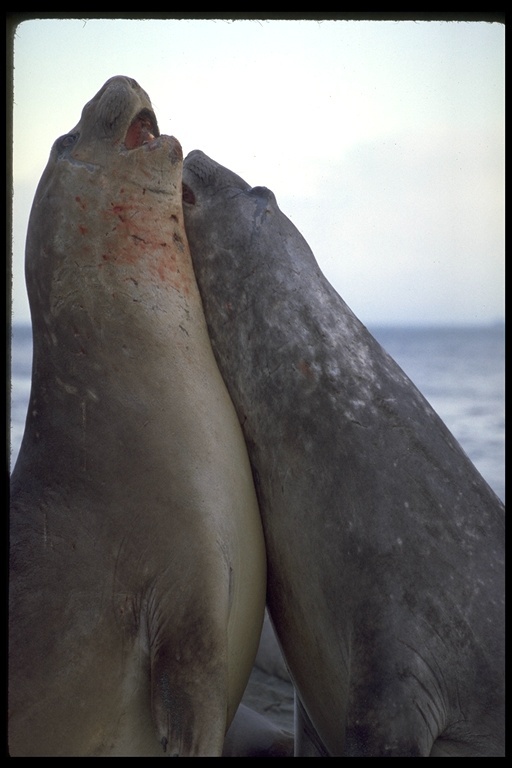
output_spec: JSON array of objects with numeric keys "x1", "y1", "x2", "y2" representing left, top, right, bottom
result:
[
  {"x1": 182, "y1": 150, "x2": 505, "y2": 757},
  {"x1": 9, "y1": 78, "x2": 266, "y2": 757}
]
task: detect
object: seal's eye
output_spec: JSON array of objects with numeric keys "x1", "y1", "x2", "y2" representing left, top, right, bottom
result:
[{"x1": 58, "y1": 133, "x2": 79, "y2": 150}]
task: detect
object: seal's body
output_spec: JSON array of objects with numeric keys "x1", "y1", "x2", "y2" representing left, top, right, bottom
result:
[
  {"x1": 182, "y1": 149, "x2": 505, "y2": 757},
  {"x1": 9, "y1": 80, "x2": 266, "y2": 757}
]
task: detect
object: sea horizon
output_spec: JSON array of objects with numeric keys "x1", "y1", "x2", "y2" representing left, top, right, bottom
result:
[{"x1": 8, "y1": 320, "x2": 504, "y2": 503}]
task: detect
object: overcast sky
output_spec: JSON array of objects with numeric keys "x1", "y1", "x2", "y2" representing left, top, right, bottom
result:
[{"x1": 9, "y1": 16, "x2": 504, "y2": 327}]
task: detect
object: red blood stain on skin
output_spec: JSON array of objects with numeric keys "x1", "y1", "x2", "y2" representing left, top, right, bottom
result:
[
  {"x1": 298, "y1": 359, "x2": 315, "y2": 379},
  {"x1": 111, "y1": 205, "x2": 125, "y2": 220},
  {"x1": 98, "y1": 201, "x2": 192, "y2": 296},
  {"x1": 224, "y1": 301, "x2": 234, "y2": 317}
]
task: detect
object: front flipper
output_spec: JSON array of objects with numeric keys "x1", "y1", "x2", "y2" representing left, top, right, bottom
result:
[{"x1": 147, "y1": 591, "x2": 229, "y2": 756}]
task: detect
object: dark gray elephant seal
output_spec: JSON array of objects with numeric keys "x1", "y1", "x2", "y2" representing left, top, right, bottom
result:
[
  {"x1": 8, "y1": 79, "x2": 266, "y2": 756},
  {"x1": 182, "y1": 150, "x2": 505, "y2": 757}
]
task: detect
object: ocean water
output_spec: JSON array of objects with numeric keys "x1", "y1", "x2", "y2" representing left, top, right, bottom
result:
[
  {"x1": 370, "y1": 324, "x2": 505, "y2": 503},
  {"x1": 8, "y1": 322, "x2": 505, "y2": 503}
]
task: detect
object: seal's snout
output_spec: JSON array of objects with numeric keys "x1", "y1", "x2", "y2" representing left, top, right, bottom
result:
[{"x1": 124, "y1": 108, "x2": 159, "y2": 150}]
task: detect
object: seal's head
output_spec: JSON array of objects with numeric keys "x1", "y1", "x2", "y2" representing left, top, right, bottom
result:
[
  {"x1": 69, "y1": 75, "x2": 160, "y2": 154},
  {"x1": 32, "y1": 75, "x2": 182, "y2": 205},
  {"x1": 57, "y1": 75, "x2": 182, "y2": 169},
  {"x1": 26, "y1": 76, "x2": 186, "y2": 341}
]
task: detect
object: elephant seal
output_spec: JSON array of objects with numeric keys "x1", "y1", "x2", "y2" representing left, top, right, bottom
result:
[
  {"x1": 182, "y1": 150, "x2": 505, "y2": 757},
  {"x1": 8, "y1": 78, "x2": 266, "y2": 757}
]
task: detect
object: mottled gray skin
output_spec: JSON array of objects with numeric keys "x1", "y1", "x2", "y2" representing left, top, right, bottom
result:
[
  {"x1": 182, "y1": 150, "x2": 505, "y2": 757},
  {"x1": 9, "y1": 80, "x2": 266, "y2": 756}
]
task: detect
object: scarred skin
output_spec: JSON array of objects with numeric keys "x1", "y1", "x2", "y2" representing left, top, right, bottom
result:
[
  {"x1": 182, "y1": 149, "x2": 505, "y2": 757},
  {"x1": 9, "y1": 78, "x2": 266, "y2": 757}
]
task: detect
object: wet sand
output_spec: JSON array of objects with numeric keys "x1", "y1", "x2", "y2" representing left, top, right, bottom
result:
[{"x1": 243, "y1": 612, "x2": 294, "y2": 733}]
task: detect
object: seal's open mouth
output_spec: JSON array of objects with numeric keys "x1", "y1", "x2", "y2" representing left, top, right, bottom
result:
[
  {"x1": 182, "y1": 183, "x2": 196, "y2": 205},
  {"x1": 124, "y1": 109, "x2": 160, "y2": 150}
]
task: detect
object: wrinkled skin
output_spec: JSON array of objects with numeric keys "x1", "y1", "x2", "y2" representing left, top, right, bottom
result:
[
  {"x1": 182, "y1": 150, "x2": 505, "y2": 757},
  {"x1": 9, "y1": 79, "x2": 266, "y2": 756}
]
